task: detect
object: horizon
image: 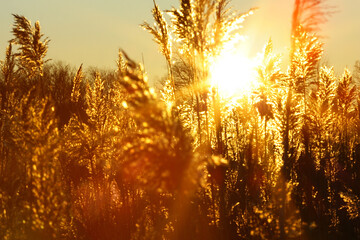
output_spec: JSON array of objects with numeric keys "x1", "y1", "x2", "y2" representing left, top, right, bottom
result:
[{"x1": 1, "y1": 0, "x2": 360, "y2": 82}]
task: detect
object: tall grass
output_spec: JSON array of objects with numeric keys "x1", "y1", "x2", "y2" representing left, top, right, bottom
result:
[{"x1": 0, "y1": 1, "x2": 359, "y2": 239}]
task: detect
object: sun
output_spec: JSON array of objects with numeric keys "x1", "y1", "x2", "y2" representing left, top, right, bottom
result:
[{"x1": 209, "y1": 50, "x2": 257, "y2": 99}]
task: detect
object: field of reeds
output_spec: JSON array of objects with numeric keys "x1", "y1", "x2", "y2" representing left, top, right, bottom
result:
[{"x1": 1, "y1": 0, "x2": 360, "y2": 239}]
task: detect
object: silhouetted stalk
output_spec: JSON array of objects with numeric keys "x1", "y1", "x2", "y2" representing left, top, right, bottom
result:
[
  {"x1": 224, "y1": 123, "x2": 228, "y2": 159},
  {"x1": 264, "y1": 117, "x2": 267, "y2": 164},
  {"x1": 283, "y1": 89, "x2": 292, "y2": 174},
  {"x1": 254, "y1": 112, "x2": 259, "y2": 161},
  {"x1": 167, "y1": 60, "x2": 176, "y2": 103},
  {"x1": 214, "y1": 91, "x2": 223, "y2": 157},
  {"x1": 1, "y1": 43, "x2": 15, "y2": 110},
  {"x1": 278, "y1": 88, "x2": 293, "y2": 239}
]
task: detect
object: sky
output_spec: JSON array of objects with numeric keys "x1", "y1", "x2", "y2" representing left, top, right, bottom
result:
[{"x1": 1, "y1": 0, "x2": 360, "y2": 83}]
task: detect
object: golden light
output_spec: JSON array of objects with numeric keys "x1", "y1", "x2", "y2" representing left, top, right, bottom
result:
[{"x1": 209, "y1": 49, "x2": 258, "y2": 99}]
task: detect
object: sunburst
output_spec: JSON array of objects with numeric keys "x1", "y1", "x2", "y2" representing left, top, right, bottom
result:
[{"x1": 209, "y1": 48, "x2": 257, "y2": 99}]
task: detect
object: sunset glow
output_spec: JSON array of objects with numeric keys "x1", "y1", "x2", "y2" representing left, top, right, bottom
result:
[
  {"x1": 209, "y1": 50, "x2": 257, "y2": 98},
  {"x1": 1, "y1": 0, "x2": 360, "y2": 239}
]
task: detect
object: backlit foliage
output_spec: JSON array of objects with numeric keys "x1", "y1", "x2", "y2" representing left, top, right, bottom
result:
[
  {"x1": 11, "y1": 14, "x2": 50, "y2": 78},
  {"x1": 1, "y1": 2, "x2": 360, "y2": 240}
]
